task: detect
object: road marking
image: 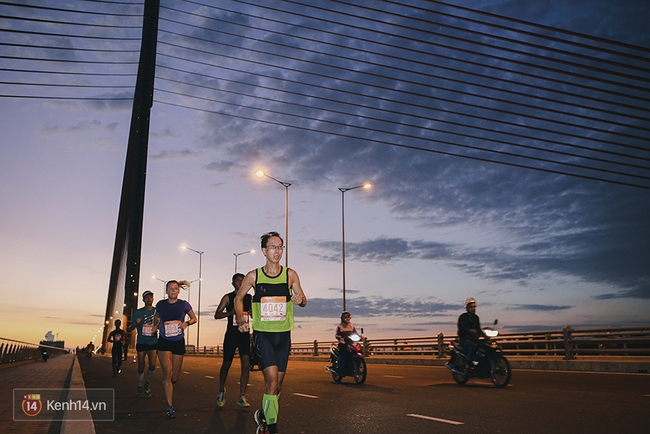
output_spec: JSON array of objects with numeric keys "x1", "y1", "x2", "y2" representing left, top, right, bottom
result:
[
  {"x1": 383, "y1": 375, "x2": 405, "y2": 378},
  {"x1": 205, "y1": 375, "x2": 215, "y2": 379},
  {"x1": 293, "y1": 393, "x2": 319, "y2": 399},
  {"x1": 407, "y1": 414, "x2": 464, "y2": 425}
]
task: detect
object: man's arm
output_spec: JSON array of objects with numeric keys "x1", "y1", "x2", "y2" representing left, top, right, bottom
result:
[
  {"x1": 288, "y1": 268, "x2": 307, "y2": 307},
  {"x1": 127, "y1": 313, "x2": 141, "y2": 332},
  {"x1": 235, "y1": 270, "x2": 255, "y2": 331},
  {"x1": 214, "y1": 294, "x2": 231, "y2": 320}
]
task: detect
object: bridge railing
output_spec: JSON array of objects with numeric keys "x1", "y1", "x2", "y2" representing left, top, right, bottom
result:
[
  {"x1": 289, "y1": 325, "x2": 650, "y2": 360},
  {"x1": 0, "y1": 337, "x2": 68, "y2": 365}
]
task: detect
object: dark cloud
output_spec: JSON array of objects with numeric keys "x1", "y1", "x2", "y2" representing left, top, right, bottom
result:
[
  {"x1": 593, "y1": 286, "x2": 650, "y2": 300},
  {"x1": 300, "y1": 296, "x2": 459, "y2": 318},
  {"x1": 505, "y1": 304, "x2": 573, "y2": 312}
]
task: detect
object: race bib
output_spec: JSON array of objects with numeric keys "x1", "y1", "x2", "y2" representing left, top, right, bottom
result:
[
  {"x1": 163, "y1": 320, "x2": 182, "y2": 337},
  {"x1": 232, "y1": 312, "x2": 249, "y2": 326},
  {"x1": 260, "y1": 296, "x2": 286, "y2": 321},
  {"x1": 142, "y1": 324, "x2": 155, "y2": 336}
]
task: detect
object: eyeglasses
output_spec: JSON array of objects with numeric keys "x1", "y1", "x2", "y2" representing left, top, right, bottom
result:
[{"x1": 266, "y1": 245, "x2": 284, "y2": 251}]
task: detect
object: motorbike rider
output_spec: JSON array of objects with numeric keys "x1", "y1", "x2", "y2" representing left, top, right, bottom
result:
[
  {"x1": 335, "y1": 311, "x2": 362, "y2": 373},
  {"x1": 457, "y1": 298, "x2": 486, "y2": 370}
]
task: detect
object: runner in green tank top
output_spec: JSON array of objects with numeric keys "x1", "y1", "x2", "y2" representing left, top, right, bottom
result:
[{"x1": 235, "y1": 231, "x2": 307, "y2": 434}]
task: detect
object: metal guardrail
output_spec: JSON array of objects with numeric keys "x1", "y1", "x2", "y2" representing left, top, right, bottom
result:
[
  {"x1": 289, "y1": 326, "x2": 650, "y2": 360},
  {"x1": 71, "y1": 325, "x2": 650, "y2": 361},
  {"x1": 0, "y1": 337, "x2": 68, "y2": 365}
]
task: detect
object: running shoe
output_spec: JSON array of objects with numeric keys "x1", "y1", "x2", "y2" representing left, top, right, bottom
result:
[
  {"x1": 135, "y1": 386, "x2": 143, "y2": 398},
  {"x1": 143, "y1": 383, "x2": 151, "y2": 398},
  {"x1": 256, "y1": 426, "x2": 270, "y2": 434},
  {"x1": 216, "y1": 389, "x2": 226, "y2": 407},
  {"x1": 237, "y1": 396, "x2": 250, "y2": 408},
  {"x1": 254, "y1": 409, "x2": 266, "y2": 428},
  {"x1": 166, "y1": 406, "x2": 176, "y2": 419}
]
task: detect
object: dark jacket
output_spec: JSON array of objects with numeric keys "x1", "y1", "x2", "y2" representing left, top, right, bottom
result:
[{"x1": 457, "y1": 312, "x2": 485, "y2": 342}]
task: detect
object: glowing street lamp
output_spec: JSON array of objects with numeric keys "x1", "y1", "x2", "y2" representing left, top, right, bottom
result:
[
  {"x1": 256, "y1": 170, "x2": 291, "y2": 267},
  {"x1": 181, "y1": 244, "x2": 203, "y2": 349},
  {"x1": 234, "y1": 249, "x2": 255, "y2": 273},
  {"x1": 338, "y1": 183, "x2": 372, "y2": 311},
  {"x1": 152, "y1": 275, "x2": 167, "y2": 299}
]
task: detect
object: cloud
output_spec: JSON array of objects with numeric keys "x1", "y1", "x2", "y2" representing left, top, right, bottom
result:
[
  {"x1": 300, "y1": 296, "x2": 459, "y2": 318},
  {"x1": 504, "y1": 304, "x2": 573, "y2": 312},
  {"x1": 150, "y1": 149, "x2": 195, "y2": 161},
  {"x1": 592, "y1": 285, "x2": 650, "y2": 300}
]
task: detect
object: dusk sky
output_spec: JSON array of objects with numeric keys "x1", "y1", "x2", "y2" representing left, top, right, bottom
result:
[{"x1": 2, "y1": 0, "x2": 649, "y2": 349}]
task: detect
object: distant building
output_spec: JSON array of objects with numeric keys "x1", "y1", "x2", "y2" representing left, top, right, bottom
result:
[{"x1": 40, "y1": 340, "x2": 65, "y2": 349}]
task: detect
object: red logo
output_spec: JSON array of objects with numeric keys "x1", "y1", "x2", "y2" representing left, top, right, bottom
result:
[{"x1": 22, "y1": 393, "x2": 42, "y2": 417}]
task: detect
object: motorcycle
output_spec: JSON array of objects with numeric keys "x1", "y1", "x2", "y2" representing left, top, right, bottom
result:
[
  {"x1": 39, "y1": 346, "x2": 49, "y2": 362},
  {"x1": 445, "y1": 323, "x2": 511, "y2": 388},
  {"x1": 326, "y1": 333, "x2": 367, "y2": 384}
]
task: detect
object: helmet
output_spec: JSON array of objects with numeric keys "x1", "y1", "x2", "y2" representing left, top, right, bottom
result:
[
  {"x1": 464, "y1": 297, "x2": 476, "y2": 308},
  {"x1": 340, "y1": 311, "x2": 351, "y2": 321}
]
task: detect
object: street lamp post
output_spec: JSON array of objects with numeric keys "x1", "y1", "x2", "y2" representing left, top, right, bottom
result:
[
  {"x1": 152, "y1": 275, "x2": 167, "y2": 299},
  {"x1": 181, "y1": 245, "x2": 203, "y2": 350},
  {"x1": 256, "y1": 170, "x2": 291, "y2": 267},
  {"x1": 338, "y1": 183, "x2": 372, "y2": 312},
  {"x1": 234, "y1": 249, "x2": 255, "y2": 273}
]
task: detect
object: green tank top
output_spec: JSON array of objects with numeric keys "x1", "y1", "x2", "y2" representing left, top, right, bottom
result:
[{"x1": 252, "y1": 266, "x2": 294, "y2": 332}]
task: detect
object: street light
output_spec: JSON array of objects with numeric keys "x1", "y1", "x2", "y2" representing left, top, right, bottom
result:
[
  {"x1": 181, "y1": 244, "x2": 203, "y2": 349},
  {"x1": 339, "y1": 183, "x2": 372, "y2": 311},
  {"x1": 234, "y1": 249, "x2": 256, "y2": 273},
  {"x1": 256, "y1": 169, "x2": 291, "y2": 267},
  {"x1": 152, "y1": 275, "x2": 167, "y2": 299}
]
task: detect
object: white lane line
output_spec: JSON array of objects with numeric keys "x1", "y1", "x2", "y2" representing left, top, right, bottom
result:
[
  {"x1": 205, "y1": 375, "x2": 215, "y2": 379},
  {"x1": 407, "y1": 414, "x2": 464, "y2": 425},
  {"x1": 383, "y1": 375, "x2": 405, "y2": 378},
  {"x1": 293, "y1": 393, "x2": 319, "y2": 399}
]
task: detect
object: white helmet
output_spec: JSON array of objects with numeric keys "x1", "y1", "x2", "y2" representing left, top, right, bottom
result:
[{"x1": 464, "y1": 297, "x2": 476, "y2": 308}]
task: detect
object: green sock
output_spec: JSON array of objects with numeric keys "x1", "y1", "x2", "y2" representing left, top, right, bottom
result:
[{"x1": 262, "y1": 393, "x2": 279, "y2": 425}]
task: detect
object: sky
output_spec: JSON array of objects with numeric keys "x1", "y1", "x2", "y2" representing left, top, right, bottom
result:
[{"x1": 1, "y1": 0, "x2": 649, "y2": 349}]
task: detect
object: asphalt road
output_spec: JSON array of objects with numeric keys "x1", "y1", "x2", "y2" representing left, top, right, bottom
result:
[{"x1": 78, "y1": 354, "x2": 650, "y2": 433}]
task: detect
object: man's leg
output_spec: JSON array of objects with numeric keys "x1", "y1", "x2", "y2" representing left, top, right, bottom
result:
[
  {"x1": 135, "y1": 350, "x2": 145, "y2": 396},
  {"x1": 144, "y1": 349, "x2": 157, "y2": 397},
  {"x1": 217, "y1": 336, "x2": 236, "y2": 407},
  {"x1": 239, "y1": 354, "x2": 251, "y2": 397},
  {"x1": 261, "y1": 365, "x2": 280, "y2": 431}
]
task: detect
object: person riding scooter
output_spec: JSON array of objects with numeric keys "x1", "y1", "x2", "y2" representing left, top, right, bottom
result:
[
  {"x1": 335, "y1": 311, "x2": 362, "y2": 374},
  {"x1": 457, "y1": 298, "x2": 486, "y2": 370}
]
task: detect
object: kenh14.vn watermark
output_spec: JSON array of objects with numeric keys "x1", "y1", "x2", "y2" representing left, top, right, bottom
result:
[{"x1": 14, "y1": 388, "x2": 114, "y2": 421}]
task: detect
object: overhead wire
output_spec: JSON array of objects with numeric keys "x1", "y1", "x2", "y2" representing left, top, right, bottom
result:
[
  {"x1": 1, "y1": 0, "x2": 649, "y2": 189},
  {"x1": 155, "y1": 36, "x2": 650, "y2": 151},
  {"x1": 154, "y1": 97, "x2": 650, "y2": 191}
]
